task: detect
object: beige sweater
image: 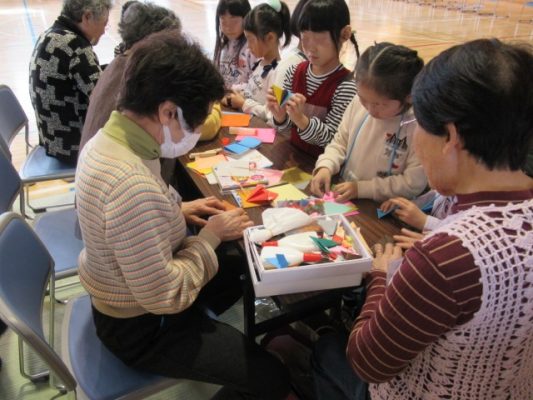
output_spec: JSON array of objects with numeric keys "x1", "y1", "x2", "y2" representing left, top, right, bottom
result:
[
  {"x1": 314, "y1": 96, "x2": 427, "y2": 202},
  {"x1": 76, "y1": 131, "x2": 220, "y2": 318}
]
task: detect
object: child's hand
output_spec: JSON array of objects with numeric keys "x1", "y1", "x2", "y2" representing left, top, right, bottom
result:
[
  {"x1": 285, "y1": 93, "x2": 309, "y2": 130},
  {"x1": 392, "y1": 228, "x2": 425, "y2": 250},
  {"x1": 334, "y1": 181, "x2": 357, "y2": 202},
  {"x1": 226, "y1": 91, "x2": 245, "y2": 110},
  {"x1": 379, "y1": 199, "x2": 397, "y2": 212},
  {"x1": 386, "y1": 197, "x2": 427, "y2": 231},
  {"x1": 310, "y1": 167, "x2": 332, "y2": 196},
  {"x1": 266, "y1": 88, "x2": 287, "y2": 123}
]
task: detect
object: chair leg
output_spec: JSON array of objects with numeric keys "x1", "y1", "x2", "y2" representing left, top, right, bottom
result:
[{"x1": 18, "y1": 337, "x2": 49, "y2": 382}]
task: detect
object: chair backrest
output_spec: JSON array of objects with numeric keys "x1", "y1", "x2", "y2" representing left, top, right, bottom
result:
[
  {"x1": 0, "y1": 212, "x2": 77, "y2": 392},
  {"x1": 0, "y1": 84, "x2": 28, "y2": 146},
  {"x1": 0, "y1": 144, "x2": 21, "y2": 212}
]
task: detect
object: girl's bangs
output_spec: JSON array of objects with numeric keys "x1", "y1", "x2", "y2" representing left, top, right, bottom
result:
[
  {"x1": 217, "y1": 0, "x2": 250, "y2": 17},
  {"x1": 298, "y1": 5, "x2": 335, "y2": 32}
]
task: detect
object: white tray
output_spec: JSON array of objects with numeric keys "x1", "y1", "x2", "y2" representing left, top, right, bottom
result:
[{"x1": 244, "y1": 214, "x2": 372, "y2": 297}]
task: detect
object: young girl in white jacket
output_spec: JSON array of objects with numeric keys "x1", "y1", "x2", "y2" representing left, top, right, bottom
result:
[{"x1": 310, "y1": 42, "x2": 428, "y2": 202}]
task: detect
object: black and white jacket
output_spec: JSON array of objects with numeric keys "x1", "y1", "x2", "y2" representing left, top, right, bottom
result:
[{"x1": 29, "y1": 16, "x2": 101, "y2": 163}]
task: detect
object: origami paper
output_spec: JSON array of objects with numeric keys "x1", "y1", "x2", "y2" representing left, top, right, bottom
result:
[
  {"x1": 238, "y1": 136, "x2": 261, "y2": 149},
  {"x1": 317, "y1": 218, "x2": 338, "y2": 236},
  {"x1": 228, "y1": 127, "x2": 256, "y2": 135},
  {"x1": 246, "y1": 185, "x2": 279, "y2": 203},
  {"x1": 224, "y1": 142, "x2": 249, "y2": 154},
  {"x1": 221, "y1": 111, "x2": 251, "y2": 127},
  {"x1": 272, "y1": 84, "x2": 293, "y2": 106},
  {"x1": 269, "y1": 184, "x2": 308, "y2": 201},
  {"x1": 281, "y1": 167, "x2": 312, "y2": 190}
]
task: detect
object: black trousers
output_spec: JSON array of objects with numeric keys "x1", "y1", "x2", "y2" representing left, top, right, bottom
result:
[{"x1": 92, "y1": 252, "x2": 290, "y2": 400}]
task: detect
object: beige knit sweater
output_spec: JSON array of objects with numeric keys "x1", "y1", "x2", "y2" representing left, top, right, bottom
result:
[{"x1": 76, "y1": 129, "x2": 220, "y2": 318}]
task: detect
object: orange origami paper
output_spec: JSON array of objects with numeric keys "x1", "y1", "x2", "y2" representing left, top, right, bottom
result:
[{"x1": 221, "y1": 112, "x2": 251, "y2": 127}]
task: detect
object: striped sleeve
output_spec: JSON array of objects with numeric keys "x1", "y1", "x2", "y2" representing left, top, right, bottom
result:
[
  {"x1": 298, "y1": 79, "x2": 357, "y2": 147},
  {"x1": 346, "y1": 233, "x2": 482, "y2": 383},
  {"x1": 104, "y1": 170, "x2": 218, "y2": 315}
]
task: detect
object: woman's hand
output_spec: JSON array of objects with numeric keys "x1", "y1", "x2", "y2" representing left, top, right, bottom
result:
[
  {"x1": 371, "y1": 242, "x2": 403, "y2": 273},
  {"x1": 182, "y1": 196, "x2": 225, "y2": 226},
  {"x1": 266, "y1": 88, "x2": 287, "y2": 124},
  {"x1": 393, "y1": 228, "x2": 425, "y2": 250},
  {"x1": 204, "y1": 208, "x2": 254, "y2": 241},
  {"x1": 334, "y1": 181, "x2": 358, "y2": 202},
  {"x1": 285, "y1": 93, "x2": 309, "y2": 130},
  {"x1": 381, "y1": 197, "x2": 427, "y2": 230},
  {"x1": 310, "y1": 167, "x2": 332, "y2": 196}
]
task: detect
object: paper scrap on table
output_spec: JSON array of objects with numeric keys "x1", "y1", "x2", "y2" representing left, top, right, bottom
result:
[
  {"x1": 235, "y1": 189, "x2": 263, "y2": 208},
  {"x1": 226, "y1": 149, "x2": 273, "y2": 168},
  {"x1": 269, "y1": 184, "x2": 308, "y2": 201},
  {"x1": 205, "y1": 172, "x2": 218, "y2": 185},
  {"x1": 221, "y1": 111, "x2": 251, "y2": 127},
  {"x1": 224, "y1": 142, "x2": 250, "y2": 155},
  {"x1": 377, "y1": 207, "x2": 397, "y2": 219},
  {"x1": 238, "y1": 136, "x2": 261, "y2": 149},
  {"x1": 324, "y1": 202, "x2": 355, "y2": 216},
  {"x1": 237, "y1": 128, "x2": 276, "y2": 144},
  {"x1": 281, "y1": 167, "x2": 312, "y2": 190},
  {"x1": 187, "y1": 155, "x2": 227, "y2": 175}
]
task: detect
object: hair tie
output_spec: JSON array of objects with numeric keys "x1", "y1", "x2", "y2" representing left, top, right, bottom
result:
[{"x1": 265, "y1": 0, "x2": 282, "y2": 12}]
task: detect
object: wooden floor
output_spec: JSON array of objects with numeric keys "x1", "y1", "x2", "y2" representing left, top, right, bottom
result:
[{"x1": 0, "y1": 0, "x2": 532, "y2": 398}]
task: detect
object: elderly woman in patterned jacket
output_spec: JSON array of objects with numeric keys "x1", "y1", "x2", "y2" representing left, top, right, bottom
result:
[
  {"x1": 29, "y1": 0, "x2": 112, "y2": 163},
  {"x1": 312, "y1": 38, "x2": 533, "y2": 400}
]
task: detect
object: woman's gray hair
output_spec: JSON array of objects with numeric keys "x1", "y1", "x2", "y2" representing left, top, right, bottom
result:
[
  {"x1": 119, "y1": 2, "x2": 181, "y2": 50},
  {"x1": 62, "y1": 0, "x2": 113, "y2": 22}
]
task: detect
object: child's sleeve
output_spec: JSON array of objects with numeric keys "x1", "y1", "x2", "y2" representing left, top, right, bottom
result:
[
  {"x1": 313, "y1": 98, "x2": 357, "y2": 175},
  {"x1": 199, "y1": 103, "x2": 221, "y2": 141},
  {"x1": 298, "y1": 79, "x2": 357, "y2": 147}
]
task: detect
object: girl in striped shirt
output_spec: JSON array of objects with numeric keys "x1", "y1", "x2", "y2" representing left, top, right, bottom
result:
[{"x1": 267, "y1": 0, "x2": 359, "y2": 158}]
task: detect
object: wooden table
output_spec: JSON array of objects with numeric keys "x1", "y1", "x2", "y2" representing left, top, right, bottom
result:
[{"x1": 177, "y1": 116, "x2": 402, "y2": 337}]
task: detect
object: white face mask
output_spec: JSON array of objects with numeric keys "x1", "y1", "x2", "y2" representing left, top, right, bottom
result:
[{"x1": 160, "y1": 107, "x2": 201, "y2": 159}]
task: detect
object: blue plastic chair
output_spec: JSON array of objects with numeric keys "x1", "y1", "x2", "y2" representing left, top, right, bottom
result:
[
  {"x1": 0, "y1": 146, "x2": 83, "y2": 303},
  {"x1": 0, "y1": 212, "x2": 179, "y2": 399},
  {"x1": 0, "y1": 212, "x2": 58, "y2": 382},
  {"x1": 0, "y1": 84, "x2": 76, "y2": 217},
  {"x1": 63, "y1": 295, "x2": 178, "y2": 400}
]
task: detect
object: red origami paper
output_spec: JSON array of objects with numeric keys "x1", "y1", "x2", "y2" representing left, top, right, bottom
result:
[{"x1": 246, "y1": 185, "x2": 279, "y2": 203}]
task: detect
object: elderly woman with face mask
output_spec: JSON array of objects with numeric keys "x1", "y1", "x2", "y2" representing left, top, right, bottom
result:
[{"x1": 75, "y1": 30, "x2": 290, "y2": 400}]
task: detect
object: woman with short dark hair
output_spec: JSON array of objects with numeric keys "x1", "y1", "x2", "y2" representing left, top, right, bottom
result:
[
  {"x1": 313, "y1": 38, "x2": 533, "y2": 400},
  {"x1": 76, "y1": 30, "x2": 290, "y2": 400}
]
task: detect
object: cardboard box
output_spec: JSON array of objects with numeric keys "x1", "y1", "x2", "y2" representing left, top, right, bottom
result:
[{"x1": 244, "y1": 214, "x2": 373, "y2": 297}]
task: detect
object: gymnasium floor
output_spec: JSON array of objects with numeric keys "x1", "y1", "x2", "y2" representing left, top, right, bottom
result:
[{"x1": 0, "y1": 0, "x2": 532, "y2": 398}]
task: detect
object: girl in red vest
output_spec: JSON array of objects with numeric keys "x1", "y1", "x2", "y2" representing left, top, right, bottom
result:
[{"x1": 267, "y1": 0, "x2": 359, "y2": 158}]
